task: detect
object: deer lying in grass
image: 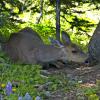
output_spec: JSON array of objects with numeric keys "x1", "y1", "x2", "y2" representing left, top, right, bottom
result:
[{"x1": 1, "y1": 27, "x2": 87, "y2": 67}]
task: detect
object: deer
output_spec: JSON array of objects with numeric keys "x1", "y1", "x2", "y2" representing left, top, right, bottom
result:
[{"x1": 1, "y1": 27, "x2": 87, "y2": 67}]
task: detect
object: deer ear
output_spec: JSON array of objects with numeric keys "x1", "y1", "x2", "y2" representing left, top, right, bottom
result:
[
  {"x1": 62, "y1": 31, "x2": 71, "y2": 44},
  {"x1": 48, "y1": 37, "x2": 63, "y2": 48}
]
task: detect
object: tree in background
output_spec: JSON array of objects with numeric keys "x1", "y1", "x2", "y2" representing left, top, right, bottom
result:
[{"x1": 0, "y1": 0, "x2": 100, "y2": 49}]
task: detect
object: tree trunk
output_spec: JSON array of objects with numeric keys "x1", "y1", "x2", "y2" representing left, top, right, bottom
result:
[
  {"x1": 56, "y1": 0, "x2": 60, "y2": 41},
  {"x1": 36, "y1": 0, "x2": 44, "y2": 24}
]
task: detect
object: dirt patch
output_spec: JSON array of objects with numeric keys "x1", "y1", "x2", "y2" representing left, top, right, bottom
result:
[
  {"x1": 48, "y1": 62, "x2": 100, "y2": 83},
  {"x1": 44, "y1": 62, "x2": 100, "y2": 100}
]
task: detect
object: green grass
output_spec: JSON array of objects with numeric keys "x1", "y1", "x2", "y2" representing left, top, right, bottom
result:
[
  {"x1": 0, "y1": 52, "x2": 100, "y2": 99},
  {"x1": 0, "y1": 23, "x2": 99, "y2": 99}
]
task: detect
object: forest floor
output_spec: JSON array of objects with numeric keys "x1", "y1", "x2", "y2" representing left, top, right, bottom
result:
[
  {"x1": 0, "y1": 58, "x2": 100, "y2": 99},
  {"x1": 44, "y1": 62, "x2": 100, "y2": 100}
]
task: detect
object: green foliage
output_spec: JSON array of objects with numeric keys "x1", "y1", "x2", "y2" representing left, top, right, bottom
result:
[
  {"x1": 0, "y1": 59, "x2": 46, "y2": 99},
  {"x1": 81, "y1": 86, "x2": 99, "y2": 100},
  {"x1": 49, "y1": 0, "x2": 100, "y2": 7},
  {"x1": 0, "y1": 54, "x2": 100, "y2": 99},
  {"x1": 0, "y1": 0, "x2": 100, "y2": 99},
  {"x1": 32, "y1": 24, "x2": 56, "y2": 44},
  {"x1": 0, "y1": 0, "x2": 99, "y2": 51}
]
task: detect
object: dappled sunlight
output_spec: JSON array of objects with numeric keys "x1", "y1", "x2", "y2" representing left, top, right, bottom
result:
[
  {"x1": 80, "y1": 83, "x2": 96, "y2": 88},
  {"x1": 19, "y1": 12, "x2": 31, "y2": 22}
]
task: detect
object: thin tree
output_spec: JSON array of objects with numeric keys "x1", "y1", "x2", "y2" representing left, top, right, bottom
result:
[
  {"x1": 36, "y1": 0, "x2": 44, "y2": 24},
  {"x1": 56, "y1": 0, "x2": 60, "y2": 41}
]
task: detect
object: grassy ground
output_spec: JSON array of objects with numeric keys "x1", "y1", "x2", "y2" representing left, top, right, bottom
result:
[{"x1": 0, "y1": 51, "x2": 100, "y2": 100}]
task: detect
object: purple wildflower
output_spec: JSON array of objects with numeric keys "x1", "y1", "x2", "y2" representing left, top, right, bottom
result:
[
  {"x1": 6, "y1": 82, "x2": 12, "y2": 96},
  {"x1": 36, "y1": 96, "x2": 41, "y2": 100},
  {"x1": 18, "y1": 96, "x2": 23, "y2": 100},
  {"x1": 24, "y1": 92, "x2": 32, "y2": 100}
]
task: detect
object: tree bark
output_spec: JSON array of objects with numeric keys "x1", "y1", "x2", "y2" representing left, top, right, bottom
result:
[
  {"x1": 56, "y1": 0, "x2": 60, "y2": 41},
  {"x1": 36, "y1": 0, "x2": 44, "y2": 24}
]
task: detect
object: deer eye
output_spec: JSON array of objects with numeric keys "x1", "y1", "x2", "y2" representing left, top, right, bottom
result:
[{"x1": 72, "y1": 50, "x2": 78, "y2": 53}]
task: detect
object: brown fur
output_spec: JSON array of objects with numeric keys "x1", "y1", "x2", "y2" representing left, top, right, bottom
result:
[{"x1": 1, "y1": 28, "x2": 87, "y2": 65}]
